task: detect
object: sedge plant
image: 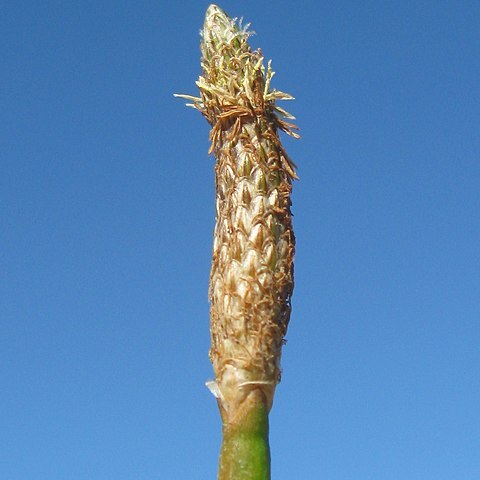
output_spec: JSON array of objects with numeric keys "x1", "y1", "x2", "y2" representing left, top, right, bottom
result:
[{"x1": 175, "y1": 5, "x2": 299, "y2": 479}]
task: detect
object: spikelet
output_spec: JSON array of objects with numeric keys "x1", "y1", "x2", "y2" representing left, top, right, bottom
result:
[{"x1": 176, "y1": 4, "x2": 298, "y2": 424}]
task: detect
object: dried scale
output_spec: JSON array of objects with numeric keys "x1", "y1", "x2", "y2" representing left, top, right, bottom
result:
[{"x1": 175, "y1": 5, "x2": 299, "y2": 479}]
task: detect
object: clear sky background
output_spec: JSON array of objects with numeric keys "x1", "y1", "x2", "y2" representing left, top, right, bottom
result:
[{"x1": 2, "y1": 1, "x2": 479, "y2": 479}]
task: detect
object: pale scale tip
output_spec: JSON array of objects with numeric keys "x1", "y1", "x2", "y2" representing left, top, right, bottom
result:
[
  {"x1": 204, "y1": 4, "x2": 232, "y2": 29},
  {"x1": 205, "y1": 4, "x2": 227, "y2": 18}
]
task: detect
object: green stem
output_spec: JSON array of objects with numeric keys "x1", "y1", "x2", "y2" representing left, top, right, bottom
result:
[{"x1": 218, "y1": 391, "x2": 271, "y2": 480}]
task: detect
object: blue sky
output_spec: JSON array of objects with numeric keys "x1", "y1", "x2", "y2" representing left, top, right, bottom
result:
[{"x1": 1, "y1": 1, "x2": 479, "y2": 478}]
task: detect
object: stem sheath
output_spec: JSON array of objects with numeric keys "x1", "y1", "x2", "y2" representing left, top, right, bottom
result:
[{"x1": 218, "y1": 390, "x2": 270, "y2": 480}]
